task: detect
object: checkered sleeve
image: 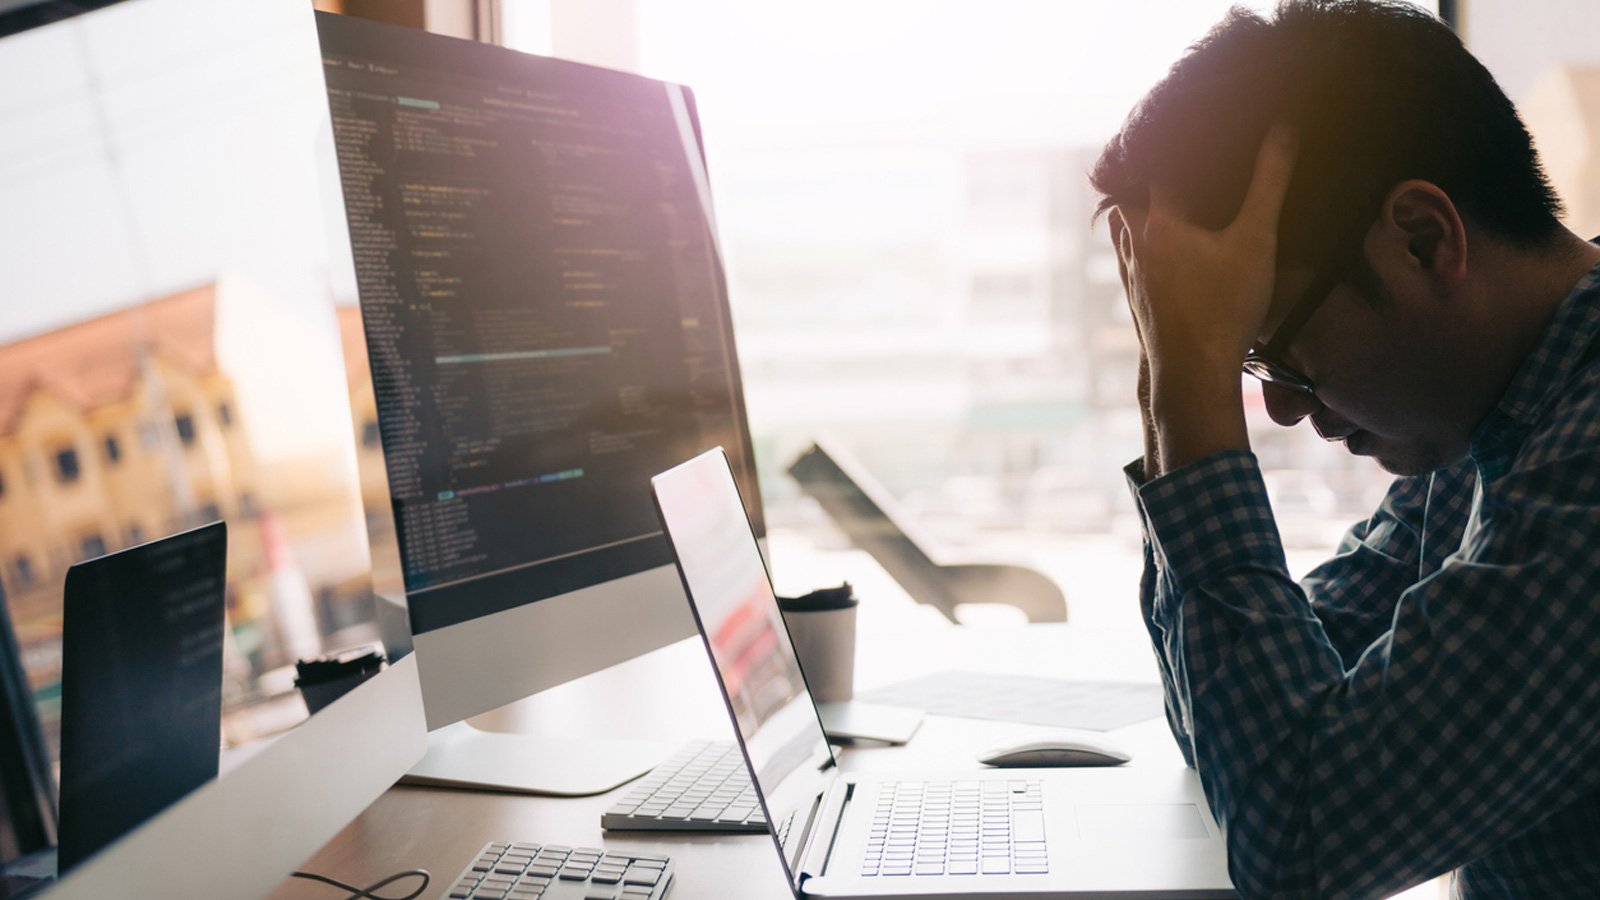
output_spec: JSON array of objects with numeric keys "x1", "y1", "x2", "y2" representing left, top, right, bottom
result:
[
  {"x1": 1125, "y1": 458, "x2": 1197, "y2": 768},
  {"x1": 1130, "y1": 446, "x2": 1600, "y2": 899},
  {"x1": 1298, "y1": 470, "x2": 1435, "y2": 667}
]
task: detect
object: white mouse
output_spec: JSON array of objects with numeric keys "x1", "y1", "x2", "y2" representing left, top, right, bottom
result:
[{"x1": 977, "y1": 732, "x2": 1132, "y2": 768}]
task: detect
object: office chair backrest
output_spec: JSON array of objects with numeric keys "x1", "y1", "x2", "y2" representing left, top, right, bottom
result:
[{"x1": 787, "y1": 439, "x2": 1067, "y2": 623}]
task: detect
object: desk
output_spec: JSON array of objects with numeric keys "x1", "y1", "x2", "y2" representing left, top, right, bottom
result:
[{"x1": 265, "y1": 543, "x2": 1184, "y2": 900}]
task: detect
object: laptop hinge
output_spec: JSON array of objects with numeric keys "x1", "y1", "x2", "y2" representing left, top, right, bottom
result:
[{"x1": 799, "y1": 779, "x2": 853, "y2": 881}]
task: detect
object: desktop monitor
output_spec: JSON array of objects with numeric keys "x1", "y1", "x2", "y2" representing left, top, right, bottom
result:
[
  {"x1": 0, "y1": 0, "x2": 425, "y2": 895},
  {"x1": 315, "y1": 15, "x2": 765, "y2": 792}
]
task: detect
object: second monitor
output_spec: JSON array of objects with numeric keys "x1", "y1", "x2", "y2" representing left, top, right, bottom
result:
[{"x1": 317, "y1": 13, "x2": 764, "y2": 793}]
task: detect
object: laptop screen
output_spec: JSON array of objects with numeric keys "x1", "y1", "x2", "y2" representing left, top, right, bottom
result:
[
  {"x1": 652, "y1": 448, "x2": 834, "y2": 889},
  {"x1": 57, "y1": 522, "x2": 227, "y2": 873}
]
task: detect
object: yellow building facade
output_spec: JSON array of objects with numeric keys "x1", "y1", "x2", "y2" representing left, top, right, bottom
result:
[{"x1": 0, "y1": 284, "x2": 260, "y2": 689}]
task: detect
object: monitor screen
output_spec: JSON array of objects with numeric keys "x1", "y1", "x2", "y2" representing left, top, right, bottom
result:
[
  {"x1": 316, "y1": 14, "x2": 763, "y2": 636},
  {"x1": 56, "y1": 522, "x2": 226, "y2": 873},
  {"x1": 0, "y1": 0, "x2": 121, "y2": 39},
  {"x1": 0, "y1": 2, "x2": 429, "y2": 894},
  {"x1": 0, "y1": 0, "x2": 391, "y2": 767}
]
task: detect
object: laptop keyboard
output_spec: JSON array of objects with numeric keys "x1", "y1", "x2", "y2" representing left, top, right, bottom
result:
[
  {"x1": 601, "y1": 739, "x2": 765, "y2": 832},
  {"x1": 445, "y1": 842, "x2": 672, "y2": 900},
  {"x1": 862, "y1": 779, "x2": 1048, "y2": 877}
]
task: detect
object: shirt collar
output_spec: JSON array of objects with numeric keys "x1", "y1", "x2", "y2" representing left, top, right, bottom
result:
[{"x1": 1471, "y1": 242, "x2": 1600, "y2": 469}]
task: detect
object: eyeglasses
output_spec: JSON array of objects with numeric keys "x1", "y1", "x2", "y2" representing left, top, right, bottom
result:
[
  {"x1": 1241, "y1": 203, "x2": 1379, "y2": 397},
  {"x1": 1241, "y1": 261, "x2": 1347, "y2": 397}
]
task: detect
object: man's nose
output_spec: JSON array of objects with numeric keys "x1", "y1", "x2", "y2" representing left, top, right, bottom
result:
[{"x1": 1263, "y1": 381, "x2": 1324, "y2": 426}]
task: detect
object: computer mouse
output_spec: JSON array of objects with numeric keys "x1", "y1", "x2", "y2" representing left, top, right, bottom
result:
[{"x1": 977, "y1": 733, "x2": 1132, "y2": 768}]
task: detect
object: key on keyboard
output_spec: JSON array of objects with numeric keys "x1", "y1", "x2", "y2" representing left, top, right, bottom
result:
[
  {"x1": 601, "y1": 739, "x2": 765, "y2": 833},
  {"x1": 445, "y1": 841, "x2": 672, "y2": 900},
  {"x1": 860, "y1": 779, "x2": 1049, "y2": 877}
]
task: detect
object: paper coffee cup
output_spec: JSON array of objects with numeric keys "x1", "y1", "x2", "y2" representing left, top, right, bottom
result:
[{"x1": 778, "y1": 583, "x2": 857, "y2": 703}]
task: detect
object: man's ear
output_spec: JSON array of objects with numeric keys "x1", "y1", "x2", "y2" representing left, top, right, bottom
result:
[{"x1": 1371, "y1": 180, "x2": 1467, "y2": 289}]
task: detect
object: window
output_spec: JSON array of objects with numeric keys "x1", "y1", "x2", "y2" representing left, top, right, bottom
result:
[
  {"x1": 173, "y1": 412, "x2": 196, "y2": 446},
  {"x1": 103, "y1": 434, "x2": 121, "y2": 463},
  {"x1": 1468, "y1": 5, "x2": 1600, "y2": 240},
  {"x1": 509, "y1": 0, "x2": 1350, "y2": 549},
  {"x1": 79, "y1": 533, "x2": 106, "y2": 560},
  {"x1": 12, "y1": 554, "x2": 34, "y2": 588},
  {"x1": 970, "y1": 272, "x2": 1041, "y2": 320},
  {"x1": 54, "y1": 447, "x2": 80, "y2": 484},
  {"x1": 503, "y1": 0, "x2": 1447, "y2": 585}
]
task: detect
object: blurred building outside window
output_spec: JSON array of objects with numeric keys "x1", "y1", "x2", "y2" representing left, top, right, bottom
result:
[
  {"x1": 53, "y1": 448, "x2": 79, "y2": 484},
  {"x1": 174, "y1": 412, "x2": 197, "y2": 446},
  {"x1": 78, "y1": 534, "x2": 105, "y2": 560}
]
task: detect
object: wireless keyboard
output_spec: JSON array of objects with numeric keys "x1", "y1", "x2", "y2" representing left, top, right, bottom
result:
[
  {"x1": 444, "y1": 841, "x2": 672, "y2": 900},
  {"x1": 601, "y1": 739, "x2": 765, "y2": 833}
]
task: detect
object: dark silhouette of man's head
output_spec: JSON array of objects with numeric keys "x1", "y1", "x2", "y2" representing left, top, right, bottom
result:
[{"x1": 1091, "y1": 0, "x2": 1563, "y2": 278}]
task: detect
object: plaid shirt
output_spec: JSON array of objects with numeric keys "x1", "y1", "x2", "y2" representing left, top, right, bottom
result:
[{"x1": 1126, "y1": 255, "x2": 1600, "y2": 899}]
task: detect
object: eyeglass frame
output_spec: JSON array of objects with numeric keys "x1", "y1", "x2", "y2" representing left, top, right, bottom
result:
[{"x1": 1241, "y1": 223, "x2": 1370, "y2": 396}]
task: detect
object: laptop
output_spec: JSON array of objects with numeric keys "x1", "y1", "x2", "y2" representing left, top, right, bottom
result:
[
  {"x1": 651, "y1": 448, "x2": 1234, "y2": 899},
  {"x1": 57, "y1": 522, "x2": 228, "y2": 874}
]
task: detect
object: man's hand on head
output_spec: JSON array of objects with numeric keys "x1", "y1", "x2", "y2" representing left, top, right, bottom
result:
[
  {"x1": 1109, "y1": 205, "x2": 1162, "y2": 480},
  {"x1": 1109, "y1": 124, "x2": 1297, "y2": 474}
]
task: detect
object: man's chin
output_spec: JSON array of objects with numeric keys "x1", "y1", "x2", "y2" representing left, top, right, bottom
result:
[
  {"x1": 1357, "y1": 434, "x2": 1463, "y2": 477},
  {"x1": 1373, "y1": 455, "x2": 1434, "y2": 477}
]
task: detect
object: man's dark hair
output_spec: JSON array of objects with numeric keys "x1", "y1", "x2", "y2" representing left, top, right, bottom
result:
[{"x1": 1091, "y1": 0, "x2": 1564, "y2": 273}]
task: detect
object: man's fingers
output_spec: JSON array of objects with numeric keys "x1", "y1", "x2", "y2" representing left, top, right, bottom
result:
[
  {"x1": 1234, "y1": 123, "x2": 1297, "y2": 238},
  {"x1": 1113, "y1": 231, "x2": 1131, "y2": 294},
  {"x1": 1108, "y1": 207, "x2": 1135, "y2": 274},
  {"x1": 1107, "y1": 207, "x2": 1152, "y2": 346},
  {"x1": 1114, "y1": 203, "x2": 1147, "y2": 255},
  {"x1": 1112, "y1": 210, "x2": 1144, "y2": 292}
]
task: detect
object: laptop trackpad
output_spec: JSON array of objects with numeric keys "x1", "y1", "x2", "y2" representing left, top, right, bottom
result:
[{"x1": 1076, "y1": 803, "x2": 1211, "y2": 839}]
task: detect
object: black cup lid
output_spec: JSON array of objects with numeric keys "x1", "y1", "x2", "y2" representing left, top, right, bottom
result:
[
  {"x1": 294, "y1": 649, "x2": 384, "y2": 687},
  {"x1": 776, "y1": 581, "x2": 857, "y2": 612}
]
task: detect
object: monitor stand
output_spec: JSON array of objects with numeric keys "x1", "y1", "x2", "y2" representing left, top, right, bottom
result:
[{"x1": 399, "y1": 721, "x2": 674, "y2": 797}]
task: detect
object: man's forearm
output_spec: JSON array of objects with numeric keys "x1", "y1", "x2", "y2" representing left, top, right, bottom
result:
[
  {"x1": 1149, "y1": 366, "x2": 1251, "y2": 474},
  {"x1": 1136, "y1": 353, "x2": 1163, "y2": 481}
]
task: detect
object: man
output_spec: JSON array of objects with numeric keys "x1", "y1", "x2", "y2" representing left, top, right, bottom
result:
[{"x1": 1092, "y1": 1, "x2": 1600, "y2": 897}]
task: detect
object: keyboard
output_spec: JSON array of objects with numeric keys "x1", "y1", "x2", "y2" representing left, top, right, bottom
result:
[
  {"x1": 444, "y1": 841, "x2": 672, "y2": 900},
  {"x1": 601, "y1": 739, "x2": 765, "y2": 832},
  {"x1": 861, "y1": 778, "x2": 1048, "y2": 878}
]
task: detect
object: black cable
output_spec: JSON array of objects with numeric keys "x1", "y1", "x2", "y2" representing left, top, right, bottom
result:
[{"x1": 290, "y1": 867, "x2": 430, "y2": 900}]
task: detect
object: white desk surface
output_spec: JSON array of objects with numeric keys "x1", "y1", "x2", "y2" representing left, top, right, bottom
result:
[{"x1": 264, "y1": 540, "x2": 1185, "y2": 900}]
